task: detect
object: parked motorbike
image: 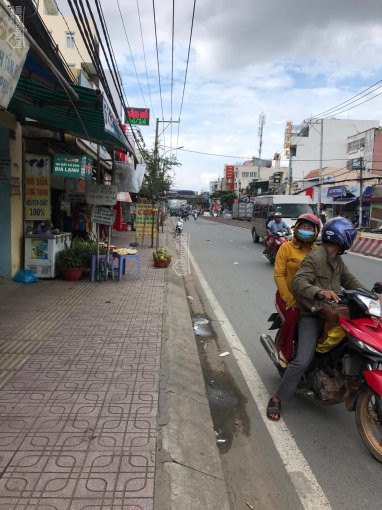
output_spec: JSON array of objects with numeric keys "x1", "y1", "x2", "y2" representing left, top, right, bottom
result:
[
  {"x1": 260, "y1": 283, "x2": 382, "y2": 463},
  {"x1": 175, "y1": 218, "x2": 184, "y2": 235},
  {"x1": 264, "y1": 229, "x2": 289, "y2": 264}
]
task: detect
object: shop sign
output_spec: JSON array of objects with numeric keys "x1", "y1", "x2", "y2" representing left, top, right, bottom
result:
[
  {"x1": 126, "y1": 107, "x2": 150, "y2": 126},
  {"x1": 0, "y1": 10, "x2": 30, "y2": 109},
  {"x1": 53, "y1": 154, "x2": 92, "y2": 180},
  {"x1": 85, "y1": 183, "x2": 118, "y2": 206},
  {"x1": 0, "y1": 159, "x2": 10, "y2": 179},
  {"x1": 24, "y1": 154, "x2": 51, "y2": 220},
  {"x1": 327, "y1": 185, "x2": 346, "y2": 198},
  {"x1": 103, "y1": 99, "x2": 120, "y2": 138},
  {"x1": 90, "y1": 206, "x2": 116, "y2": 225},
  {"x1": 135, "y1": 204, "x2": 157, "y2": 238}
]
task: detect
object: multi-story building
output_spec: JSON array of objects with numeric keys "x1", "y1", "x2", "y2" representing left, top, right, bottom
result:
[
  {"x1": 234, "y1": 160, "x2": 288, "y2": 193},
  {"x1": 285, "y1": 118, "x2": 380, "y2": 179},
  {"x1": 347, "y1": 128, "x2": 382, "y2": 176}
]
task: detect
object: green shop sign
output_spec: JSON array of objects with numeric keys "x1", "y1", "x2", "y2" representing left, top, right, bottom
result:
[{"x1": 53, "y1": 155, "x2": 93, "y2": 180}]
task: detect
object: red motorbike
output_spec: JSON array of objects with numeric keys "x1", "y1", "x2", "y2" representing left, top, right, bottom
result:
[
  {"x1": 260, "y1": 283, "x2": 382, "y2": 463},
  {"x1": 264, "y1": 229, "x2": 289, "y2": 264}
]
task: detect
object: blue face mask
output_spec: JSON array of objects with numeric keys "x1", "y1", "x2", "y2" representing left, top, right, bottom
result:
[{"x1": 297, "y1": 229, "x2": 314, "y2": 239}]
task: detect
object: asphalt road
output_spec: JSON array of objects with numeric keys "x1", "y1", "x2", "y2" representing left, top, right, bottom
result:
[{"x1": 185, "y1": 217, "x2": 382, "y2": 510}]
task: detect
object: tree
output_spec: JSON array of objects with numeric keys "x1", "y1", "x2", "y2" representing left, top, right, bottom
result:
[
  {"x1": 212, "y1": 190, "x2": 236, "y2": 209},
  {"x1": 139, "y1": 148, "x2": 179, "y2": 247}
]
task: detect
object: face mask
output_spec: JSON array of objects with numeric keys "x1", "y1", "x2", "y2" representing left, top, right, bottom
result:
[{"x1": 297, "y1": 229, "x2": 314, "y2": 239}]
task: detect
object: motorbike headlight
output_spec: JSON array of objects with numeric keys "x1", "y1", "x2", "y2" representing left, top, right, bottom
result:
[
  {"x1": 358, "y1": 296, "x2": 382, "y2": 318},
  {"x1": 354, "y1": 339, "x2": 382, "y2": 356}
]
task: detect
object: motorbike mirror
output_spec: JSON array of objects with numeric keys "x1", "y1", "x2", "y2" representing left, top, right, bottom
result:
[{"x1": 372, "y1": 282, "x2": 382, "y2": 294}]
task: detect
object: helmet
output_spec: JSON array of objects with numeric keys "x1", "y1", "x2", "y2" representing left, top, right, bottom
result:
[
  {"x1": 274, "y1": 212, "x2": 282, "y2": 218},
  {"x1": 294, "y1": 213, "x2": 321, "y2": 244},
  {"x1": 321, "y1": 216, "x2": 357, "y2": 252}
]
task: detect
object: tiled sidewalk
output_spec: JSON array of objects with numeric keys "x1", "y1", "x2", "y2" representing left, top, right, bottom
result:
[{"x1": 0, "y1": 236, "x2": 165, "y2": 509}]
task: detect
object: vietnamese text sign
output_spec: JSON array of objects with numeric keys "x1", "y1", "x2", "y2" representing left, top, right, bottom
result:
[
  {"x1": 25, "y1": 154, "x2": 51, "y2": 220},
  {"x1": 135, "y1": 204, "x2": 157, "y2": 238},
  {"x1": 0, "y1": 10, "x2": 30, "y2": 109},
  {"x1": 91, "y1": 206, "x2": 116, "y2": 225},
  {"x1": 126, "y1": 107, "x2": 150, "y2": 126},
  {"x1": 86, "y1": 183, "x2": 118, "y2": 206},
  {"x1": 53, "y1": 155, "x2": 92, "y2": 180},
  {"x1": 328, "y1": 185, "x2": 346, "y2": 198}
]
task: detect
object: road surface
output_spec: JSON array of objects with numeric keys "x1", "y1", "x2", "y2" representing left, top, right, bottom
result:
[{"x1": 185, "y1": 217, "x2": 382, "y2": 510}]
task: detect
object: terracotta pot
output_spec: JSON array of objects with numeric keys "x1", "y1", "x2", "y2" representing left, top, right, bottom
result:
[
  {"x1": 62, "y1": 268, "x2": 83, "y2": 281},
  {"x1": 153, "y1": 258, "x2": 171, "y2": 268}
]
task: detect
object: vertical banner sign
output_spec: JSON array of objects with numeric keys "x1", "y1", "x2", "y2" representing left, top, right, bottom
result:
[
  {"x1": 25, "y1": 154, "x2": 51, "y2": 220},
  {"x1": 225, "y1": 165, "x2": 235, "y2": 190},
  {"x1": 0, "y1": 9, "x2": 30, "y2": 109},
  {"x1": 135, "y1": 204, "x2": 157, "y2": 239}
]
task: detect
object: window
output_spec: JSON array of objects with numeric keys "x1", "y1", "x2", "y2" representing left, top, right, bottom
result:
[
  {"x1": 347, "y1": 138, "x2": 365, "y2": 153},
  {"x1": 66, "y1": 32, "x2": 75, "y2": 48}
]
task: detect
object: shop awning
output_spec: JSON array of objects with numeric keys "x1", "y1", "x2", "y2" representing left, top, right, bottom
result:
[{"x1": 8, "y1": 72, "x2": 133, "y2": 154}]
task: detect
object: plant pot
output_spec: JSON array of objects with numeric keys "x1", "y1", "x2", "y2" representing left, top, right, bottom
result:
[
  {"x1": 62, "y1": 268, "x2": 83, "y2": 281},
  {"x1": 153, "y1": 258, "x2": 171, "y2": 268}
]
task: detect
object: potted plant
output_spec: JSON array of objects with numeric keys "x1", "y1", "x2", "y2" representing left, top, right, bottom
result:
[
  {"x1": 153, "y1": 248, "x2": 171, "y2": 268},
  {"x1": 56, "y1": 245, "x2": 84, "y2": 281}
]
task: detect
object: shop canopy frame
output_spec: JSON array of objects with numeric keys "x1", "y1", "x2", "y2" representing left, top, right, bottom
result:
[{"x1": 8, "y1": 72, "x2": 133, "y2": 155}]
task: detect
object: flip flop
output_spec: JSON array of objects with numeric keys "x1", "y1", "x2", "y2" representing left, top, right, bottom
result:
[{"x1": 266, "y1": 397, "x2": 281, "y2": 421}]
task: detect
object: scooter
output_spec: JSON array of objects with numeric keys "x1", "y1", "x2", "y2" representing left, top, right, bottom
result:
[
  {"x1": 264, "y1": 229, "x2": 289, "y2": 264},
  {"x1": 175, "y1": 218, "x2": 184, "y2": 235},
  {"x1": 260, "y1": 283, "x2": 382, "y2": 463}
]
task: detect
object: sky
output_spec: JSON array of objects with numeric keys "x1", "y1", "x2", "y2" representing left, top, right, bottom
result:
[{"x1": 61, "y1": 0, "x2": 382, "y2": 191}]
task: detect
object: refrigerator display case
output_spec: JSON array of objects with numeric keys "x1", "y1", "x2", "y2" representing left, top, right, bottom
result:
[{"x1": 24, "y1": 233, "x2": 72, "y2": 278}]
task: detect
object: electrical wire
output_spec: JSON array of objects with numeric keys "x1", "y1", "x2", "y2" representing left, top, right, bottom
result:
[
  {"x1": 116, "y1": 0, "x2": 148, "y2": 108},
  {"x1": 136, "y1": 0, "x2": 155, "y2": 117},
  {"x1": 152, "y1": 0, "x2": 164, "y2": 123},
  {"x1": 170, "y1": 0, "x2": 175, "y2": 154},
  {"x1": 176, "y1": 0, "x2": 196, "y2": 154}
]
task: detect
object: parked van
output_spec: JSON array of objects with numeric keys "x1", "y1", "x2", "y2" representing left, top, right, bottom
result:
[{"x1": 251, "y1": 195, "x2": 318, "y2": 243}]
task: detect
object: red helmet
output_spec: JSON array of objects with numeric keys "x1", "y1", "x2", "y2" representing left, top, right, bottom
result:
[
  {"x1": 296, "y1": 213, "x2": 321, "y2": 231},
  {"x1": 294, "y1": 213, "x2": 321, "y2": 244}
]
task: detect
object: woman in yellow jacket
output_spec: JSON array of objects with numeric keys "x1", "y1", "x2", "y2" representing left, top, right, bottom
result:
[{"x1": 273, "y1": 213, "x2": 321, "y2": 366}]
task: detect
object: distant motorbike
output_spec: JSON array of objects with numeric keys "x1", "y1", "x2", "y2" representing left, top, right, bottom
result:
[
  {"x1": 264, "y1": 229, "x2": 289, "y2": 264},
  {"x1": 260, "y1": 283, "x2": 382, "y2": 463},
  {"x1": 192, "y1": 211, "x2": 198, "y2": 221},
  {"x1": 175, "y1": 218, "x2": 184, "y2": 235}
]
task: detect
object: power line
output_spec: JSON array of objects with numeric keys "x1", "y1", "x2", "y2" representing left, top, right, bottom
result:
[
  {"x1": 116, "y1": 0, "x2": 148, "y2": 109},
  {"x1": 170, "y1": 0, "x2": 175, "y2": 153},
  {"x1": 176, "y1": 0, "x2": 197, "y2": 153},
  {"x1": 152, "y1": 0, "x2": 164, "y2": 123},
  {"x1": 136, "y1": 0, "x2": 155, "y2": 116}
]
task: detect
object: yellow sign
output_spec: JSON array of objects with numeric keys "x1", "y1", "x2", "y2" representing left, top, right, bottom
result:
[
  {"x1": 135, "y1": 204, "x2": 157, "y2": 238},
  {"x1": 25, "y1": 154, "x2": 51, "y2": 220}
]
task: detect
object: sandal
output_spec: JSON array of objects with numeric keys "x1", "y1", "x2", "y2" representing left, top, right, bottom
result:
[{"x1": 266, "y1": 397, "x2": 281, "y2": 421}]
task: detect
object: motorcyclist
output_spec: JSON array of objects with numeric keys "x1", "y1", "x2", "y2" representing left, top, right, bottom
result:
[
  {"x1": 273, "y1": 213, "x2": 321, "y2": 367},
  {"x1": 264, "y1": 212, "x2": 291, "y2": 254},
  {"x1": 267, "y1": 216, "x2": 364, "y2": 421}
]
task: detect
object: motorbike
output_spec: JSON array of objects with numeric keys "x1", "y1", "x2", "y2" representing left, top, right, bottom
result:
[
  {"x1": 175, "y1": 218, "x2": 184, "y2": 235},
  {"x1": 192, "y1": 211, "x2": 198, "y2": 221},
  {"x1": 260, "y1": 283, "x2": 382, "y2": 463},
  {"x1": 264, "y1": 229, "x2": 290, "y2": 264}
]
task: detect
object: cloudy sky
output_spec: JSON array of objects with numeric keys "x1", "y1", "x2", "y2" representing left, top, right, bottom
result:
[{"x1": 63, "y1": 0, "x2": 382, "y2": 190}]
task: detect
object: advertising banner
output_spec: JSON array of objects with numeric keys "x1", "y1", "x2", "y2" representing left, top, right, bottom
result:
[
  {"x1": 24, "y1": 154, "x2": 51, "y2": 220},
  {"x1": 90, "y1": 206, "x2": 116, "y2": 225},
  {"x1": 85, "y1": 183, "x2": 118, "y2": 206},
  {"x1": 53, "y1": 155, "x2": 92, "y2": 180},
  {"x1": 327, "y1": 185, "x2": 346, "y2": 198},
  {"x1": 0, "y1": 9, "x2": 30, "y2": 109},
  {"x1": 225, "y1": 165, "x2": 235, "y2": 190},
  {"x1": 126, "y1": 107, "x2": 150, "y2": 126},
  {"x1": 135, "y1": 204, "x2": 157, "y2": 239}
]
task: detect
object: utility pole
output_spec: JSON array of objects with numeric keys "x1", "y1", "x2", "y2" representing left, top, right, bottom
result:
[
  {"x1": 257, "y1": 113, "x2": 266, "y2": 181},
  {"x1": 317, "y1": 118, "x2": 324, "y2": 216},
  {"x1": 287, "y1": 149, "x2": 292, "y2": 195},
  {"x1": 359, "y1": 155, "x2": 364, "y2": 228}
]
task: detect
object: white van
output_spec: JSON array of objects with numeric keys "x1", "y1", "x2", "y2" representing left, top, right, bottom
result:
[{"x1": 251, "y1": 195, "x2": 318, "y2": 243}]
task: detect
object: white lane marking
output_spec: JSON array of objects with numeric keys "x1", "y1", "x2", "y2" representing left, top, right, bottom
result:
[
  {"x1": 242, "y1": 246, "x2": 249, "y2": 250},
  {"x1": 189, "y1": 251, "x2": 331, "y2": 510},
  {"x1": 348, "y1": 251, "x2": 382, "y2": 262}
]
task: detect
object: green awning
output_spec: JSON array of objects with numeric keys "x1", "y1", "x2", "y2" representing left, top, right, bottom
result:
[{"x1": 8, "y1": 73, "x2": 133, "y2": 153}]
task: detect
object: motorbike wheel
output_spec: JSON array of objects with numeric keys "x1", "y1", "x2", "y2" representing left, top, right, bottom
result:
[{"x1": 356, "y1": 387, "x2": 382, "y2": 463}]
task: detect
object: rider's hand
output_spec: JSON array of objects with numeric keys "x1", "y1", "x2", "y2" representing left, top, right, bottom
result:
[{"x1": 318, "y1": 290, "x2": 340, "y2": 303}]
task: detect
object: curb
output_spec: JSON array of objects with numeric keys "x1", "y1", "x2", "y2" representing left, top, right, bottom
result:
[{"x1": 155, "y1": 232, "x2": 230, "y2": 509}]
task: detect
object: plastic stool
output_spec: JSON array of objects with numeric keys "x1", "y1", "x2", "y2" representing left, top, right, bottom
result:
[
  {"x1": 90, "y1": 254, "x2": 114, "y2": 281},
  {"x1": 115, "y1": 253, "x2": 141, "y2": 281}
]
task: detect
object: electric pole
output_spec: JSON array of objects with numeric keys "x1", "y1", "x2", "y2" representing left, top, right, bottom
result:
[
  {"x1": 359, "y1": 155, "x2": 364, "y2": 228},
  {"x1": 317, "y1": 118, "x2": 324, "y2": 216},
  {"x1": 257, "y1": 113, "x2": 266, "y2": 182}
]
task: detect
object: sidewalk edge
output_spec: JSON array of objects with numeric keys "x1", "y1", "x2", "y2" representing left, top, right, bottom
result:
[{"x1": 155, "y1": 232, "x2": 230, "y2": 509}]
